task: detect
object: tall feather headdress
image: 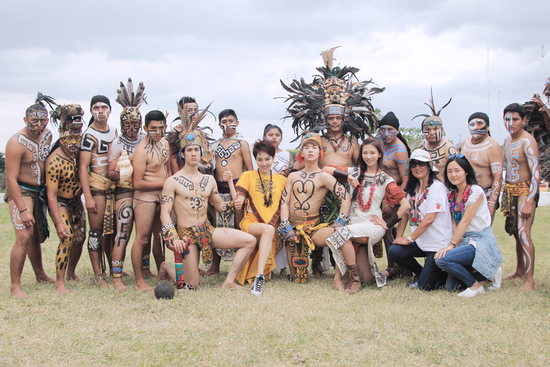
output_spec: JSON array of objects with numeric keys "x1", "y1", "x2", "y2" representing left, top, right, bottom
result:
[
  {"x1": 115, "y1": 77, "x2": 147, "y2": 126},
  {"x1": 177, "y1": 101, "x2": 214, "y2": 163},
  {"x1": 280, "y1": 47, "x2": 385, "y2": 142}
]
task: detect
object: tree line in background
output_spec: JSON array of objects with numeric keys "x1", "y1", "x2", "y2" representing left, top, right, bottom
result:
[{"x1": 0, "y1": 152, "x2": 5, "y2": 192}]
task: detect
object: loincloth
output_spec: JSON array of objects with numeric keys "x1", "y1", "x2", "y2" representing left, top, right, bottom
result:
[
  {"x1": 214, "y1": 191, "x2": 237, "y2": 260},
  {"x1": 177, "y1": 220, "x2": 215, "y2": 264},
  {"x1": 5, "y1": 182, "x2": 50, "y2": 243},
  {"x1": 57, "y1": 197, "x2": 86, "y2": 243},
  {"x1": 287, "y1": 212, "x2": 329, "y2": 283},
  {"x1": 133, "y1": 189, "x2": 161, "y2": 214},
  {"x1": 89, "y1": 172, "x2": 116, "y2": 235},
  {"x1": 115, "y1": 187, "x2": 134, "y2": 200},
  {"x1": 501, "y1": 180, "x2": 539, "y2": 235}
]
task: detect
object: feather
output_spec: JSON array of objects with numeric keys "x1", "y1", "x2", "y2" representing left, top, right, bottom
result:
[
  {"x1": 321, "y1": 46, "x2": 340, "y2": 70},
  {"x1": 127, "y1": 78, "x2": 134, "y2": 105},
  {"x1": 120, "y1": 82, "x2": 130, "y2": 106},
  {"x1": 35, "y1": 92, "x2": 58, "y2": 110}
]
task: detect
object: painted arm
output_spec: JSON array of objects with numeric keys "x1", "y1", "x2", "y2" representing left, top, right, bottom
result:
[
  {"x1": 488, "y1": 144, "x2": 504, "y2": 221},
  {"x1": 522, "y1": 138, "x2": 540, "y2": 217},
  {"x1": 79, "y1": 149, "x2": 98, "y2": 214},
  {"x1": 5, "y1": 140, "x2": 35, "y2": 227},
  {"x1": 106, "y1": 144, "x2": 121, "y2": 183},
  {"x1": 46, "y1": 158, "x2": 70, "y2": 240},
  {"x1": 325, "y1": 173, "x2": 351, "y2": 229},
  {"x1": 436, "y1": 195, "x2": 483, "y2": 259},
  {"x1": 160, "y1": 179, "x2": 186, "y2": 253},
  {"x1": 209, "y1": 180, "x2": 233, "y2": 214},
  {"x1": 351, "y1": 139, "x2": 360, "y2": 167},
  {"x1": 394, "y1": 150, "x2": 409, "y2": 189},
  {"x1": 278, "y1": 177, "x2": 296, "y2": 242}
]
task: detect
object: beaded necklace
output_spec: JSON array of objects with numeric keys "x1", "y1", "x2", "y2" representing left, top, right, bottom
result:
[
  {"x1": 358, "y1": 170, "x2": 378, "y2": 212},
  {"x1": 408, "y1": 184, "x2": 430, "y2": 227},
  {"x1": 449, "y1": 185, "x2": 472, "y2": 224},
  {"x1": 257, "y1": 169, "x2": 273, "y2": 207}
]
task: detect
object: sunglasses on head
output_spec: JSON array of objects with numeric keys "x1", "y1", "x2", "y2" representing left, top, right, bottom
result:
[
  {"x1": 448, "y1": 154, "x2": 465, "y2": 159},
  {"x1": 409, "y1": 161, "x2": 428, "y2": 168}
]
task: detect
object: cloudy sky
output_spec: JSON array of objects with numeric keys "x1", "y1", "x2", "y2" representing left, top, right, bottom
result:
[{"x1": 1, "y1": 0, "x2": 549, "y2": 151}]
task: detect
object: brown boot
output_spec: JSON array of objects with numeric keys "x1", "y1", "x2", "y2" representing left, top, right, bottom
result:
[{"x1": 344, "y1": 264, "x2": 361, "y2": 295}]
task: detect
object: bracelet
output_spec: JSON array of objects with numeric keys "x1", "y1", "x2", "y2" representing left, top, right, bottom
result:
[
  {"x1": 333, "y1": 213, "x2": 349, "y2": 227},
  {"x1": 277, "y1": 219, "x2": 295, "y2": 239},
  {"x1": 161, "y1": 223, "x2": 179, "y2": 250},
  {"x1": 450, "y1": 241, "x2": 457, "y2": 248},
  {"x1": 222, "y1": 201, "x2": 235, "y2": 214},
  {"x1": 407, "y1": 235, "x2": 413, "y2": 242},
  {"x1": 333, "y1": 169, "x2": 349, "y2": 179},
  {"x1": 19, "y1": 208, "x2": 28, "y2": 214}
]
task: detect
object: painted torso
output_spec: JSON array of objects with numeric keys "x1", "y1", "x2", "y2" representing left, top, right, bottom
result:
[
  {"x1": 46, "y1": 151, "x2": 77, "y2": 200},
  {"x1": 461, "y1": 136, "x2": 503, "y2": 190},
  {"x1": 381, "y1": 139, "x2": 407, "y2": 185},
  {"x1": 15, "y1": 129, "x2": 52, "y2": 186},
  {"x1": 81, "y1": 126, "x2": 117, "y2": 176},
  {"x1": 419, "y1": 138, "x2": 458, "y2": 181},
  {"x1": 321, "y1": 135, "x2": 356, "y2": 168}
]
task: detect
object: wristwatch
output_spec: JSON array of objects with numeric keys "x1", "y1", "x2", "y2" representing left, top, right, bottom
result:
[{"x1": 407, "y1": 235, "x2": 413, "y2": 243}]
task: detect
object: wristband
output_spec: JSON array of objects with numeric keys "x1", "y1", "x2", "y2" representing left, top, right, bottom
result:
[
  {"x1": 161, "y1": 223, "x2": 179, "y2": 250},
  {"x1": 407, "y1": 235, "x2": 413, "y2": 242},
  {"x1": 278, "y1": 219, "x2": 295, "y2": 240},
  {"x1": 222, "y1": 201, "x2": 235, "y2": 214},
  {"x1": 450, "y1": 240, "x2": 457, "y2": 248},
  {"x1": 19, "y1": 208, "x2": 28, "y2": 214},
  {"x1": 333, "y1": 169, "x2": 350, "y2": 179},
  {"x1": 333, "y1": 213, "x2": 348, "y2": 228}
]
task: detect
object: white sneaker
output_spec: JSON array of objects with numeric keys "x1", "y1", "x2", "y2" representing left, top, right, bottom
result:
[
  {"x1": 251, "y1": 274, "x2": 264, "y2": 296},
  {"x1": 488, "y1": 267, "x2": 502, "y2": 291},
  {"x1": 458, "y1": 286, "x2": 485, "y2": 298}
]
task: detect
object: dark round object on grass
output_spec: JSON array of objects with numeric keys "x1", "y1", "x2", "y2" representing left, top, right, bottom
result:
[{"x1": 154, "y1": 282, "x2": 175, "y2": 299}]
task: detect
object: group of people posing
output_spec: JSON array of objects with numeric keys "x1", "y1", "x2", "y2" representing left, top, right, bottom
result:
[{"x1": 6, "y1": 87, "x2": 544, "y2": 300}]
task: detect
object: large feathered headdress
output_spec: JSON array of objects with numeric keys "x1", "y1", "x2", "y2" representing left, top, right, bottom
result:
[
  {"x1": 115, "y1": 77, "x2": 147, "y2": 126},
  {"x1": 412, "y1": 89, "x2": 452, "y2": 131},
  {"x1": 280, "y1": 47, "x2": 385, "y2": 142},
  {"x1": 177, "y1": 101, "x2": 214, "y2": 163}
]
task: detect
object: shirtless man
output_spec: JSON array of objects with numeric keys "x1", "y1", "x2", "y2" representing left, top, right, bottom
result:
[
  {"x1": 501, "y1": 103, "x2": 540, "y2": 291},
  {"x1": 80, "y1": 95, "x2": 117, "y2": 287},
  {"x1": 377, "y1": 112, "x2": 411, "y2": 278},
  {"x1": 460, "y1": 112, "x2": 504, "y2": 221},
  {"x1": 6, "y1": 94, "x2": 55, "y2": 298},
  {"x1": 279, "y1": 132, "x2": 352, "y2": 284},
  {"x1": 131, "y1": 110, "x2": 170, "y2": 291},
  {"x1": 207, "y1": 109, "x2": 253, "y2": 275},
  {"x1": 418, "y1": 112, "x2": 458, "y2": 181},
  {"x1": 106, "y1": 82, "x2": 147, "y2": 291},
  {"x1": 160, "y1": 127, "x2": 256, "y2": 290},
  {"x1": 46, "y1": 103, "x2": 87, "y2": 294}
]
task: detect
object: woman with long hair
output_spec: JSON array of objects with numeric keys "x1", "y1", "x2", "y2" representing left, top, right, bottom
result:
[
  {"x1": 324, "y1": 137, "x2": 410, "y2": 293},
  {"x1": 434, "y1": 155, "x2": 503, "y2": 297},
  {"x1": 386, "y1": 149, "x2": 451, "y2": 290}
]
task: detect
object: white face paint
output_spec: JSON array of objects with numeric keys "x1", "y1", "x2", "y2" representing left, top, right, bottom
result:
[
  {"x1": 504, "y1": 112, "x2": 514, "y2": 134},
  {"x1": 91, "y1": 102, "x2": 111, "y2": 122},
  {"x1": 468, "y1": 118, "x2": 488, "y2": 139}
]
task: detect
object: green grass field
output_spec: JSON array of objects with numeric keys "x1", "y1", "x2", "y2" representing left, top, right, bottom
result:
[{"x1": 0, "y1": 204, "x2": 549, "y2": 366}]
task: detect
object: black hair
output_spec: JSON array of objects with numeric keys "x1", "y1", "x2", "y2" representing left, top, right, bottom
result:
[
  {"x1": 503, "y1": 103, "x2": 525, "y2": 119},
  {"x1": 404, "y1": 162, "x2": 438, "y2": 197},
  {"x1": 178, "y1": 96, "x2": 197, "y2": 108},
  {"x1": 253, "y1": 139, "x2": 276, "y2": 158},
  {"x1": 443, "y1": 156, "x2": 479, "y2": 191},
  {"x1": 218, "y1": 109, "x2": 237, "y2": 122},
  {"x1": 263, "y1": 124, "x2": 282, "y2": 138},
  {"x1": 352, "y1": 138, "x2": 383, "y2": 201},
  {"x1": 144, "y1": 110, "x2": 166, "y2": 127}
]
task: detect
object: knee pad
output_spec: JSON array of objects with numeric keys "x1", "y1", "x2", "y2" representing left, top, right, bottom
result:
[{"x1": 88, "y1": 230, "x2": 102, "y2": 251}]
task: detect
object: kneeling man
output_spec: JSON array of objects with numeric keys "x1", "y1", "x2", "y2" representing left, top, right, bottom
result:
[{"x1": 160, "y1": 128, "x2": 256, "y2": 290}]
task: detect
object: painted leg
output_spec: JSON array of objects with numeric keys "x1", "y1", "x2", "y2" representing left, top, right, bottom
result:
[
  {"x1": 517, "y1": 197, "x2": 536, "y2": 290},
  {"x1": 55, "y1": 209, "x2": 73, "y2": 294}
]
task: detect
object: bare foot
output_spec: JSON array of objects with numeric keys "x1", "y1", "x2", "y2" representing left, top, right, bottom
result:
[
  {"x1": 99, "y1": 279, "x2": 109, "y2": 288},
  {"x1": 203, "y1": 268, "x2": 220, "y2": 277},
  {"x1": 56, "y1": 285, "x2": 71, "y2": 295},
  {"x1": 113, "y1": 279, "x2": 128, "y2": 292},
  {"x1": 36, "y1": 274, "x2": 55, "y2": 283},
  {"x1": 143, "y1": 270, "x2": 157, "y2": 278},
  {"x1": 67, "y1": 274, "x2": 84, "y2": 281},
  {"x1": 519, "y1": 278, "x2": 535, "y2": 291},
  {"x1": 135, "y1": 282, "x2": 153, "y2": 291},
  {"x1": 334, "y1": 278, "x2": 344, "y2": 291},
  {"x1": 505, "y1": 272, "x2": 524, "y2": 280},
  {"x1": 11, "y1": 286, "x2": 30, "y2": 299},
  {"x1": 221, "y1": 281, "x2": 243, "y2": 290},
  {"x1": 122, "y1": 272, "x2": 134, "y2": 278},
  {"x1": 380, "y1": 270, "x2": 390, "y2": 278},
  {"x1": 158, "y1": 262, "x2": 174, "y2": 281}
]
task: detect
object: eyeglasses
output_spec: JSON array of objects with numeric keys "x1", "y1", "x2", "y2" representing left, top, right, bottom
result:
[
  {"x1": 448, "y1": 154, "x2": 465, "y2": 159},
  {"x1": 409, "y1": 161, "x2": 428, "y2": 168}
]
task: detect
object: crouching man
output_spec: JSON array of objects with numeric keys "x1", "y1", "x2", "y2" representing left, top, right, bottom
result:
[{"x1": 159, "y1": 127, "x2": 256, "y2": 290}]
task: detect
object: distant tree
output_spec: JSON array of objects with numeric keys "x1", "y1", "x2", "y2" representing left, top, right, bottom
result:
[
  {"x1": 288, "y1": 149, "x2": 300, "y2": 160},
  {"x1": 401, "y1": 127, "x2": 424, "y2": 150},
  {"x1": 0, "y1": 152, "x2": 4, "y2": 172},
  {"x1": 0, "y1": 152, "x2": 5, "y2": 192}
]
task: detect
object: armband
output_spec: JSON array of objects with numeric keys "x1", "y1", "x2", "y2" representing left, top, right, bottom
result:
[
  {"x1": 332, "y1": 213, "x2": 349, "y2": 228},
  {"x1": 277, "y1": 219, "x2": 295, "y2": 240},
  {"x1": 385, "y1": 213, "x2": 402, "y2": 229},
  {"x1": 333, "y1": 169, "x2": 350, "y2": 180},
  {"x1": 161, "y1": 223, "x2": 178, "y2": 251},
  {"x1": 222, "y1": 201, "x2": 235, "y2": 214}
]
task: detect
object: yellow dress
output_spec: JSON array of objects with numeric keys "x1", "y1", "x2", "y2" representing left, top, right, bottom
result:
[{"x1": 235, "y1": 170, "x2": 286, "y2": 285}]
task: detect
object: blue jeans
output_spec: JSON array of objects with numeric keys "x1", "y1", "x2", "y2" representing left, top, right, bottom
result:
[
  {"x1": 434, "y1": 244, "x2": 487, "y2": 291},
  {"x1": 388, "y1": 242, "x2": 447, "y2": 291}
]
